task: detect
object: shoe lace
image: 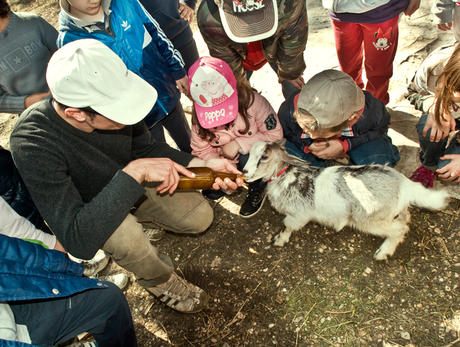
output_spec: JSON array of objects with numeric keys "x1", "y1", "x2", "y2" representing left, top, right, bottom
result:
[
  {"x1": 247, "y1": 187, "x2": 265, "y2": 204},
  {"x1": 157, "y1": 274, "x2": 194, "y2": 300}
]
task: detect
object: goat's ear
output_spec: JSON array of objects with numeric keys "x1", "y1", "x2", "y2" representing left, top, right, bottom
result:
[{"x1": 276, "y1": 138, "x2": 287, "y2": 150}]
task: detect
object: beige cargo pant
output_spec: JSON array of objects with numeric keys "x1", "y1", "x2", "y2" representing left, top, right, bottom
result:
[{"x1": 102, "y1": 187, "x2": 213, "y2": 287}]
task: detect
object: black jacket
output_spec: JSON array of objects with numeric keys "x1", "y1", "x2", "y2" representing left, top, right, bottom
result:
[{"x1": 0, "y1": 147, "x2": 49, "y2": 232}]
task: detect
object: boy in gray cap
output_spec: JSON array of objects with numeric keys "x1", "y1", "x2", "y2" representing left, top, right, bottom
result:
[{"x1": 278, "y1": 69, "x2": 399, "y2": 167}]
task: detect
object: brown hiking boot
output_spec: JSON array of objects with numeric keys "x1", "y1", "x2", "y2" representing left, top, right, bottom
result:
[{"x1": 146, "y1": 272, "x2": 209, "y2": 313}]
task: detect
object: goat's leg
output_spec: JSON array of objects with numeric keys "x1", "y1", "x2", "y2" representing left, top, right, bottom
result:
[
  {"x1": 274, "y1": 215, "x2": 310, "y2": 247},
  {"x1": 273, "y1": 227, "x2": 293, "y2": 247},
  {"x1": 365, "y1": 210, "x2": 410, "y2": 260}
]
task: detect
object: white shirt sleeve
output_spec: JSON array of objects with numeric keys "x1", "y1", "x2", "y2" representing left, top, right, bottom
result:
[
  {"x1": 0, "y1": 197, "x2": 56, "y2": 249},
  {"x1": 0, "y1": 303, "x2": 32, "y2": 343}
]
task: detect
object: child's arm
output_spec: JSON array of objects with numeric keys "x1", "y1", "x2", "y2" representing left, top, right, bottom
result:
[
  {"x1": 344, "y1": 95, "x2": 390, "y2": 151},
  {"x1": 136, "y1": 0, "x2": 186, "y2": 82},
  {"x1": 0, "y1": 197, "x2": 57, "y2": 250},
  {"x1": 190, "y1": 126, "x2": 222, "y2": 160},
  {"x1": 233, "y1": 93, "x2": 284, "y2": 154}
]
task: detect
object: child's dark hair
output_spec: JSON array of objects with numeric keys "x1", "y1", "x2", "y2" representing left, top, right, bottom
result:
[
  {"x1": 0, "y1": 0, "x2": 10, "y2": 18},
  {"x1": 434, "y1": 44, "x2": 460, "y2": 125},
  {"x1": 192, "y1": 75, "x2": 254, "y2": 141}
]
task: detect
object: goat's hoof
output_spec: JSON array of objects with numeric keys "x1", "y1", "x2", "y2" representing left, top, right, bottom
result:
[
  {"x1": 373, "y1": 248, "x2": 389, "y2": 261},
  {"x1": 273, "y1": 235, "x2": 287, "y2": 247}
]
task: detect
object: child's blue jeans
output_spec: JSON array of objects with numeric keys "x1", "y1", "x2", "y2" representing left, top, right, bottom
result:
[
  {"x1": 416, "y1": 113, "x2": 460, "y2": 170},
  {"x1": 284, "y1": 135, "x2": 400, "y2": 167}
]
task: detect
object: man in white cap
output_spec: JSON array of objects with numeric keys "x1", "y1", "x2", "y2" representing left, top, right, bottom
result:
[{"x1": 10, "y1": 39, "x2": 242, "y2": 313}]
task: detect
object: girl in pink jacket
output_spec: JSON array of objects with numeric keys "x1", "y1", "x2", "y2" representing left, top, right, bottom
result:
[{"x1": 188, "y1": 56, "x2": 283, "y2": 218}]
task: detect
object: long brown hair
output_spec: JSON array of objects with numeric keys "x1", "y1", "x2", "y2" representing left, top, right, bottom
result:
[
  {"x1": 434, "y1": 44, "x2": 460, "y2": 125},
  {"x1": 0, "y1": 0, "x2": 10, "y2": 18},
  {"x1": 192, "y1": 75, "x2": 255, "y2": 141}
]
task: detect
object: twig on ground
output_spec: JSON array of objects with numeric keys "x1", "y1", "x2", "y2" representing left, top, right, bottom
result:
[
  {"x1": 441, "y1": 337, "x2": 460, "y2": 347},
  {"x1": 317, "y1": 334, "x2": 336, "y2": 346},
  {"x1": 295, "y1": 302, "x2": 317, "y2": 347},
  {"x1": 325, "y1": 310, "x2": 353, "y2": 314}
]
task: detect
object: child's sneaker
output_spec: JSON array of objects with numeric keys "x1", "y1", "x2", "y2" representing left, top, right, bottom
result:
[
  {"x1": 146, "y1": 272, "x2": 209, "y2": 313},
  {"x1": 239, "y1": 182, "x2": 266, "y2": 218},
  {"x1": 410, "y1": 165, "x2": 437, "y2": 188},
  {"x1": 98, "y1": 273, "x2": 129, "y2": 290},
  {"x1": 202, "y1": 188, "x2": 226, "y2": 200},
  {"x1": 82, "y1": 250, "x2": 109, "y2": 277}
]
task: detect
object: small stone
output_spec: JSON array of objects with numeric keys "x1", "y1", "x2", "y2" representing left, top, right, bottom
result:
[
  {"x1": 401, "y1": 331, "x2": 411, "y2": 340},
  {"x1": 269, "y1": 323, "x2": 275, "y2": 328}
]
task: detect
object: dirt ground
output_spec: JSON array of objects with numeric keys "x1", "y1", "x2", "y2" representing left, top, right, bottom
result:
[{"x1": 2, "y1": 0, "x2": 459, "y2": 346}]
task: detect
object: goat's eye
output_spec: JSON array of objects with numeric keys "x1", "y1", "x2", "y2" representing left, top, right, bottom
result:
[{"x1": 261, "y1": 154, "x2": 268, "y2": 161}]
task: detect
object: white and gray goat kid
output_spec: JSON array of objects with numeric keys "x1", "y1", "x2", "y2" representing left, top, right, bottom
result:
[{"x1": 243, "y1": 141, "x2": 450, "y2": 260}]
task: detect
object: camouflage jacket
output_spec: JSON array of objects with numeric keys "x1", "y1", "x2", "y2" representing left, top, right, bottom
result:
[{"x1": 197, "y1": 0, "x2": 308, "y2": 81}]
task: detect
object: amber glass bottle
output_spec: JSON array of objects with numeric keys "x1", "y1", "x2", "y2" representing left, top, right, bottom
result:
[{"x1": 177, "y1": 167, "x2": 243, "y2": 190}]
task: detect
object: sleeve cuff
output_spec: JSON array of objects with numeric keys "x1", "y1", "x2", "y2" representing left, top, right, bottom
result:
[
  {"x1": 340, "y1": 139, "x2": 350, "y2": 153},
  {"x1": 171, "y1": 68, "x2": 186, "y2": 81}
]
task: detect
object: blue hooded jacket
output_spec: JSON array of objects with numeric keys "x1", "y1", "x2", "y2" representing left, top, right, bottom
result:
[
  {"x1": 0, "y1": 234, "x2": 105, "y2": 303},
  {"x1": 58, "y1": 0, "x2": 186, "y2": 127},
  {"x1": 0, "y1": 234, "x2": 105, "y2": 346}
]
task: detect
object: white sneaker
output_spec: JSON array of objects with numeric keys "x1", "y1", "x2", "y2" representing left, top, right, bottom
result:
[
  {"x1": 82, "y1": 250, "x2": 109, "y2": 277},
  {"x1": 98, "y1": 273, "x2": 129, "y2": 290}
]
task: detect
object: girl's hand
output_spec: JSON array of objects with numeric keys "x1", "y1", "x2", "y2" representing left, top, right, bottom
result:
[
  {"x1": 222, "y1": 140, "x2": 241, "y2": 160},
  {"x1": 176, "y1": 76, "x2": 190, "y2": 96},
  {"x1": 203, "y1": 158, "x2": 243, "y2": 192},
  {"x1": 278, "y1": 76, "x2": 305, "y2": 90},
  {"x1": 178, "y1": 3, "x2": 194, "y2": 23},
  {"x1": 436, "y1": 154, "x2": 460, "y2": 183},
  {"x1": 438, "y1": 22, "x2": 453, "y2": 31},
  {"x1": 423, "y1": 112, "x2": 456, "y2": 143}
]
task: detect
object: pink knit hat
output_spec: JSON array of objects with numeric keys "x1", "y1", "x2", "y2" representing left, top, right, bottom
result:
[{"x1": 188, "y1": 56, "x2": 238, "y2": 129}]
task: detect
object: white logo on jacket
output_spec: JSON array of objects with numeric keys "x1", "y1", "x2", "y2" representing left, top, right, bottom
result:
[{"x1": 121, "y1": 21, "x2": 131, "y2": 31}]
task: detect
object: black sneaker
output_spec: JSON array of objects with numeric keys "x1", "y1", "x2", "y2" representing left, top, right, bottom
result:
[
  {"x1": 202, "y1": 189, "x2": 226, "y2": 200},
  {"x1": 239, "y1": 183, "x2": 266, "y2": 218}
]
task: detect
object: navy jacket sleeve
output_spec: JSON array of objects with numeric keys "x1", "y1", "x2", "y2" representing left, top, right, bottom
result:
[
  {"x1": 136, "y1": 0, "x2": 186, "y2": 80},
  {"x1": 345, "y1": 91, "x2": 390, "y2": 150}
]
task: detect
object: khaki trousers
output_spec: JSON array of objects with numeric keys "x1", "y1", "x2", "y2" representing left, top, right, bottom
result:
[{"x1": 102, "y1": 188, "x2": 213, "y2": 287}]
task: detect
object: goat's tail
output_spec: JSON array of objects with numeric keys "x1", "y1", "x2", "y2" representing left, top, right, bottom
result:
[{"x1": 400, "y1": 178, "x2": 450, "y2": 210}]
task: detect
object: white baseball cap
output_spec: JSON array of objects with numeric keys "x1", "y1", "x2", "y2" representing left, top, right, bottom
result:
[{"x1": 46, "y1": 39, "x2": 157, "y2": 125}]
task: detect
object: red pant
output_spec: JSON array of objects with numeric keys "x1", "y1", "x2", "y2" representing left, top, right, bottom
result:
[{"x1": 332, "y1": 15, "x2": 400, "y2": 105}]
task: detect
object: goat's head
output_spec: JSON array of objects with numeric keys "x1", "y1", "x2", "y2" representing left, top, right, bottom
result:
[{"x1": 243, "y1": 140, "x2": 288, "y2": 182}]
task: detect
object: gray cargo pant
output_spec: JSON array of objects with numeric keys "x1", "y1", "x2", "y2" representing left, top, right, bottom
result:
[{"x1": 102, "y1": 188, "x2": 213, "y2": 287}]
